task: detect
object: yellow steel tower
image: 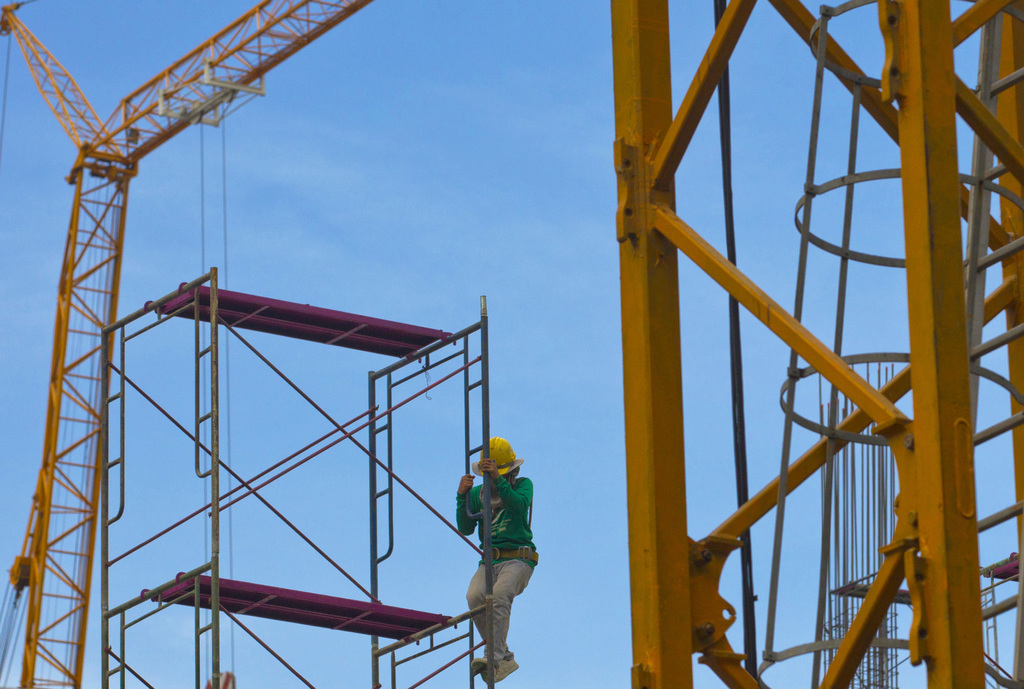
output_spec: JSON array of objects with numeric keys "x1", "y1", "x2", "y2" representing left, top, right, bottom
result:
[
  {"x1": 0, "y1": 2, "x2": 375, "y2": 686},
  {"x1": 612, "y1": 0, "x2": 1024, "y2": 688}
]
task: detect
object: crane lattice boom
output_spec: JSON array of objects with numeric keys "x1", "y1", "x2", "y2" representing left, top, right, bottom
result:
[{"x1": 0, "y1": 1, "x2": 377, "y2": 686}]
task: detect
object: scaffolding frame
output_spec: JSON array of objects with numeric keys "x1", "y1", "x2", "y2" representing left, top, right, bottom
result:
[
  {"x1": 367, "y1": 299, "x2": 497, "y2": 688},
  {"x1": 101, "y1": 271, "x2": 222, "y2": 689},
  {"x1": 100, "y1": 270, "x2": 498, "y2": 689}
]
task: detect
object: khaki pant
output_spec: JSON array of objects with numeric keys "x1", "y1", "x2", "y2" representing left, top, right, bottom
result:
[{"x1": 466, "y1": 559, "x2": 533, "y2": 662}]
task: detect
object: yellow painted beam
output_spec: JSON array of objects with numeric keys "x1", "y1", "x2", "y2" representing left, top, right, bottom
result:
[
  {"x1": 961, "y1": 186, "x2": 1010, "y2": 250},
  {"x1": 652, "y1": 204, "x2": 908, "y2": 430},
  {"x1": 711, "y1": 269, "x2": 1011, "y2": 543},
  {"x1": 698, "y1": 638, "x2": 758, "y2": 689},
  {"x1": 648, "y1": 0, "x2": 757, "y2": 191},
  {"x1": 985, "y1": 275, "x2": 1017, "y2": 323},
  {"x1": 997, "y1": 7, "x2": 1024, "y2": 621},
  {"x1": 820, "y1": 544, "x2": 907, "y2": 689},
  {"x1": 953, "y1": 0, "x2": 1016, "y2": 46},
  {"x1": 611, "y1": 1, "x2": 693, "y2": 687},
  {"x1": 711, "y1": 365, "x2": 911, "y2": 540},
  {"x1": 956, "y1": 77, "x2": 1024, "y2": 189},
  {"x1": 768, "y1": 0, "x2": 898, "y2": 139},
  {"x1": 895, "y1": 0, "x2": 985, "y2": 683}
]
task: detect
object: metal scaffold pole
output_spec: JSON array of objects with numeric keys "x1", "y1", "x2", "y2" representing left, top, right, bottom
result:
[{"x1": 479, "y1": 296, "x2": 495, "y2": 689}]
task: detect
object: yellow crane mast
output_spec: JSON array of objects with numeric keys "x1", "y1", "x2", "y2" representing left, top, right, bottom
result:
[
  {"x1": 611, "y1": 0, "x2": 1024, "y2": 687},
  {"x1": 0, "y1": 2, "x2": 375, "y2": 686}
]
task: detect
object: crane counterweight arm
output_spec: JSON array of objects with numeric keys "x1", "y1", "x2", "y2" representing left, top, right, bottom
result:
[{"x1": 0, "y1": 6, "x2": 111, "y2": 151}]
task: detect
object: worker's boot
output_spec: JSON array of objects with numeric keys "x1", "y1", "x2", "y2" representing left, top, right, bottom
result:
[{"x1": 494, "y1": 658, "x2": 519, "y2": 682}]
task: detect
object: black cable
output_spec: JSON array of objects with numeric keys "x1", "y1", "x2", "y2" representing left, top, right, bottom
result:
[
  {"x1": 200, "y1": 123, "x2": 207, "y2": 273},
  {"x1": 713, "y1": 0, "x2": 757, "y2": 676}
]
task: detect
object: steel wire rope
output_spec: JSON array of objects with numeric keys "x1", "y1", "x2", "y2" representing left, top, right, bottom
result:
[
  {"x1": 0, "y1": 33, "x2": 11, "y2": 185},
  {"x1": 0, "y1": 29, "x2": 46, "y2": 685},
  {"x1": 220, "y1": 117, "x2": 236, "y2": 678},
  {"x1": 0, "y1": 584, "x2": 17, "y2": 682},
  {"x1": 198, "y1": 121, "x2": 215, "y2": 681},
  {"x1": 197, "y1": 121, "x2": 209, "y2": 676},
  {"x1": 197, "y1": 117, "x2": 238, "y2": 682},
  {"x1": 711, "y1": 0, "x2": 757, "y2": 675},
  {"x1": 0, "y1": 586, "x2": 24, "y2": 688},
  {"x1": 199, "y1": 123, "x2": 209, "y2": 554}
]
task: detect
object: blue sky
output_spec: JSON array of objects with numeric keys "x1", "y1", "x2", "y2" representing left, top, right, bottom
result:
[{"x1": 0, "y1": 1, "x2": 1016, "y2": 688}]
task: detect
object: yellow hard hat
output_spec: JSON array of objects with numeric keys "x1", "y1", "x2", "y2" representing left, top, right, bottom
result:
[{"x1": 472, "y1": 436, "x2": 524, "y2": 476}]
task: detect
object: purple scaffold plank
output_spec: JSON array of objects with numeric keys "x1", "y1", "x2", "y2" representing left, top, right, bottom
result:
[
  {"x1": 156, "y1": 575, "x2": 450, "y2": 640},
  {"x1": 158, "y1": 286, "x2": 451, "y2": 358}
]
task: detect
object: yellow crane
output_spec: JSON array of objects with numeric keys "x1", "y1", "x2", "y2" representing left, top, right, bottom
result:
[{"x1": 0, "y1": 1, "x2": 375, "y2": 686}]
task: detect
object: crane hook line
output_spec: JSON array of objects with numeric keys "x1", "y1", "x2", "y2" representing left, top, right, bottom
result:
[
  {"x1": 0, "y1": 586, "x2": 26, "y2": 688},
  {"x1": 0, "y1": 34, "x2": 13, "y2": 186},
  {"x1": 220, "y1": 118, "x2": 237, "y2": 674}
]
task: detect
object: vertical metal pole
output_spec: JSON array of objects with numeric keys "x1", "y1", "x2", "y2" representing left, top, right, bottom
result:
[
  {"x1": 114, "y1": 326, "x2": 126, "y2": 688},
  {"x1": 209, "y1": 269, "x2": 221, "y2": 689},
  {"x1": 766, "y1": 10, "x2": 830, "y2": 659},
  {"x1": 368, "y1": 370, "x2": 380, "y2": 688},
  {"x1": 195, "y1": 285, "x2": 203, "y2": 480},
  {"x1": 895, "y1": 1, "x2": 985, "y2": 685},
  {"x1": 996, "y1": 11, "x2": 1024, "y2": 680},
  {"x1": 100, "y1": 330, "x2": 110, "y2": 689},
  {"x1": 118, "y1": 328, "x2": 126, "y2": 524},
  {"x1": 812, "y1": 78, "x2": 862, "y2": 688},
  {"x1": 385, "y1": 373, "x2": 395, "y2": 563},
  {"x1": 469, "y1": 616, "x2": 476, "y2": 689},
  {"x1": 479, "y1": 296, "x2": 495, "y2": 689},
  {"x1": 195, "y1": 576, "x2": 202, "y2": 689},
  {"x1": 611, "y1": 2, "x2": 692, "y2": 687},
  {"x1": 119, "y1": 611, "x2": 125, "y2": 689},
  {"x1": 463, "y1": 325, "x2": 476, "y2": 684},
  {"x1": 464, "y1": 337, "x2": 472, "y2": 475},
  {"x1": 964, "y1": 18, "x2": 1001, "y2": 426}
]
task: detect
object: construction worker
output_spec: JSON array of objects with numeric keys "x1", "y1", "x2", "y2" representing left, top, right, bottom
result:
[{"x1": 456, "y1": 436, "x2": 537, "y2": 683}]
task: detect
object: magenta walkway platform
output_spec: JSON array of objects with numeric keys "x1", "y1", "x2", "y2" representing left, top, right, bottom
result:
[
  {"x1": 157, "y1": 575, "x2": 450, "y2": 639},
  {"x1": 159, "y1": 286, "x2": 451, "y2": 358}
]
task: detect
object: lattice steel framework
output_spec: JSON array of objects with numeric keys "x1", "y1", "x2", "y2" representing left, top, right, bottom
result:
[
  {"x1": 611, "y1": 0, "x2": 1024, "y2": 688},
  {"x1": 0, "y1": 2, "x2": 377, "y2": 686}
]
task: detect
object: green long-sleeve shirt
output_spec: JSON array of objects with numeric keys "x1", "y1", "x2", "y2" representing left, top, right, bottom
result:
[{"x1": 456, "y1": 475, "x2": 536, "y2": 567}]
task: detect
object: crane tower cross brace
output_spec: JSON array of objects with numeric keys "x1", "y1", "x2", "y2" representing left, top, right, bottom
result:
[{"x1": 0, "y1": 1, "x2": 375, "y2": 686}]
